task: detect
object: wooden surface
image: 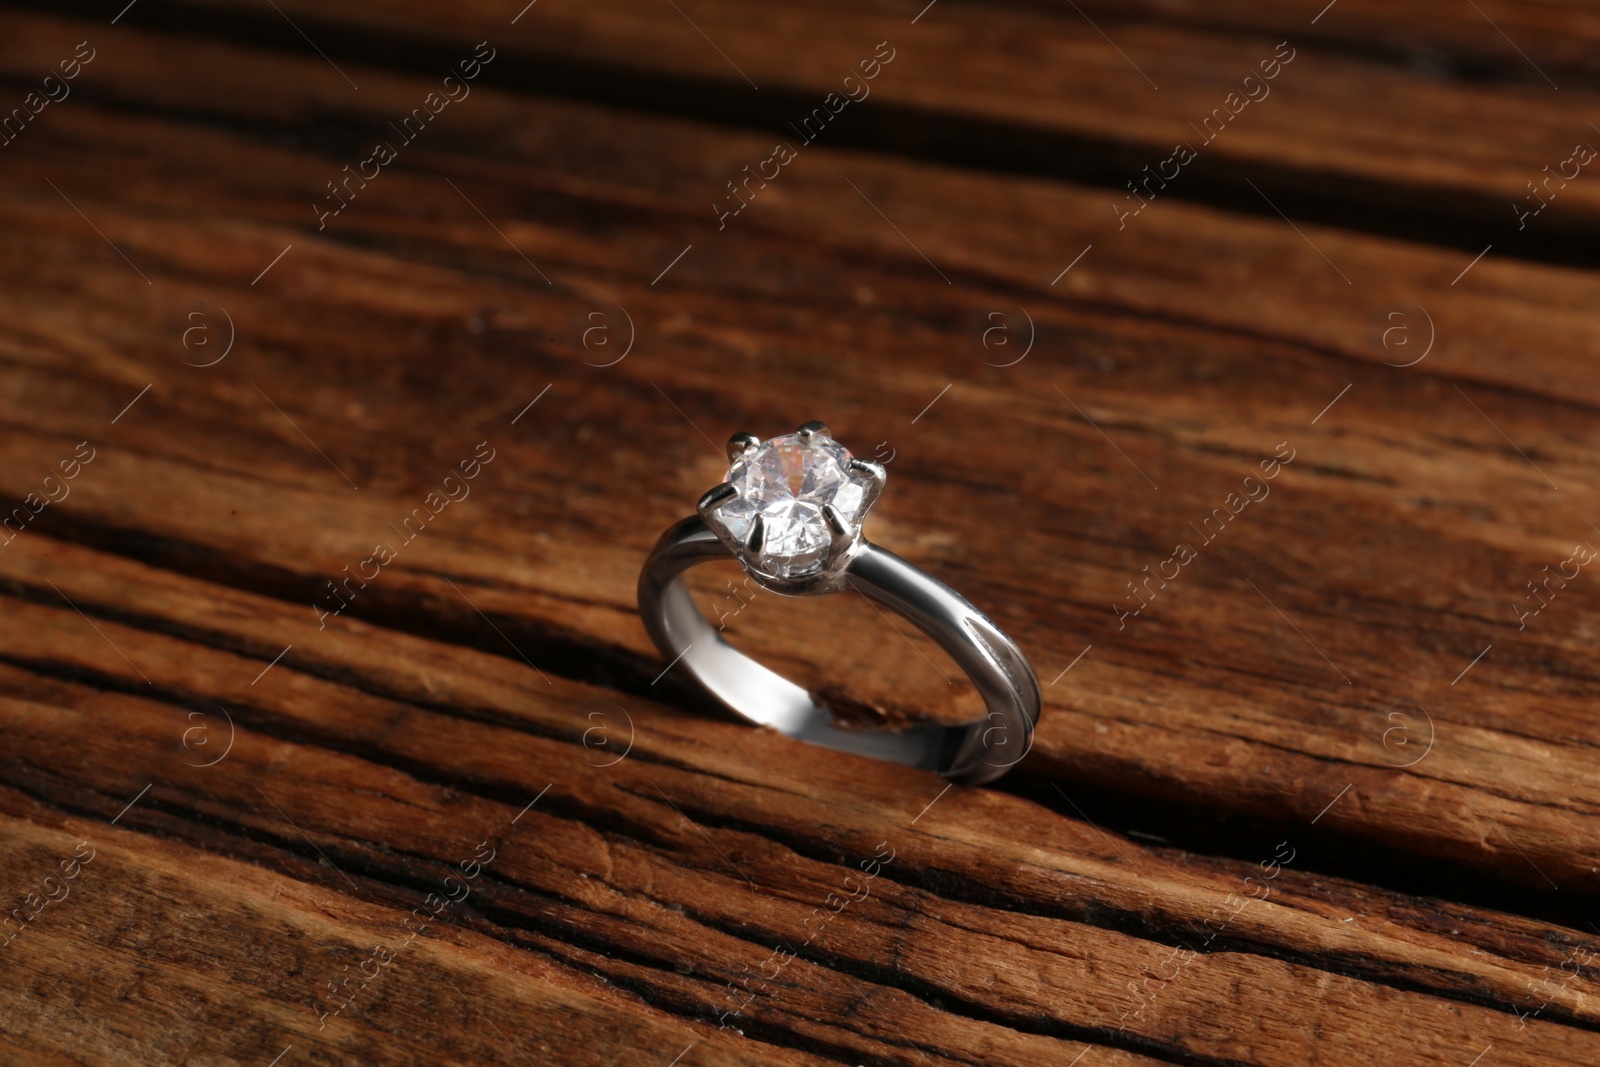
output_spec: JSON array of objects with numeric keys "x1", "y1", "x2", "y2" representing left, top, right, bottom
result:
[{"x1": 2, "y1": 2, "x2": 1599, "y2": 1064}]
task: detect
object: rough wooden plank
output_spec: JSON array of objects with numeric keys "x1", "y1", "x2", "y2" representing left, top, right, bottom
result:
[
  {"x1": 0, "y1": 13, "x2": 1597, "y2": 902},
  {"x1": 5, "y1": 9, "x2": 1598, "y2": 397},
  {"x1": 1074, "y1": 0, "x2": 1600, "y2": 81},
  {"x1": 0, "y1": 531, "x2": 1598, "y2": 1065},
  {"x1": 0, "y1": 804, "x2": 849, "y2": 1067},
  {"x1": 2, "y1": 8, "x2": 1599, "y2": 1064},
  {"x1": 96, "y1": 0, "x2": 1600, "y2": 251}
]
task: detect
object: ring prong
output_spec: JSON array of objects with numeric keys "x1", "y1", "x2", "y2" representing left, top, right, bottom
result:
[
  {"x1": 796, "y1": 420, "x2": 829, "y2": 441},
  {"x1": 848, "y1": 458, "x2": 887, "y2": 510},
  {"x1": 727, "y1": 432, "x2": 760, "y2": 463},
  {"x1": 745, "y1": 513, "x2": 765, "y2": 553},
  {"x1": 822, "y1": 504, "x2": 855, "y2": 557},
  {"x1": 698, "y1": 482, "x2": 737, "y2": 516},
  {"x1": 848, "y1": 458, "x2": 886, "y2": 484}
]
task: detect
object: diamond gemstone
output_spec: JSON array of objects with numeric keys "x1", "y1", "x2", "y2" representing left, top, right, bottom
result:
[{"x1": 718, "y1": 432, "x2": 866, "y2": 578}]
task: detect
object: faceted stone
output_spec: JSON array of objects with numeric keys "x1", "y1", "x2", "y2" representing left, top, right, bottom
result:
[{"x1": 717, "y1": 432, "x2": 866, "y2": 578}]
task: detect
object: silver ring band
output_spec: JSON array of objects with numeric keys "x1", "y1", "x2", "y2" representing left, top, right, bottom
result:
[{"x1": 637, "y1": 426, "x2": 1041, "y2": 785}]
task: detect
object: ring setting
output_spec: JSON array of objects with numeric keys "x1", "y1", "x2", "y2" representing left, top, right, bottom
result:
[
  {"x1": 639, "y1": 420, "x2": 1042, "y2": 784},
  {"x1": 698, "y1": 421, "x2": 883, "y2": 588}
]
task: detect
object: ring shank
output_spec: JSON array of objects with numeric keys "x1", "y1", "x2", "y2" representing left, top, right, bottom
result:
[{"x1": 637, "y1": 516, "x2": 1040, "y2": 784}]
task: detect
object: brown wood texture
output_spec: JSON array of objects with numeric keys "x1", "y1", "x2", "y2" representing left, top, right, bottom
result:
[
  {"x1": 1, "y1": 3, "x2": 1598, "y2": 1065},
  {"x1": 155, "y1": 0, "x2": 1600, "y2": 256}
]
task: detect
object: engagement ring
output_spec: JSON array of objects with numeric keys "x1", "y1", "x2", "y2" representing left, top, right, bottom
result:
[{"x1": 638, "y1": 421, "x2": 1040, "y2": 784}]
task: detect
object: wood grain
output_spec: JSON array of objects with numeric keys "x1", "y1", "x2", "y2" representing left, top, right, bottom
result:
[
  {"x1": 3, "y1": 9, "x2": 1597, "y2": 884},
  {"x1": 99, "y1": 0, "x2": 1600, "y2": 258},
  {"x1": 0, "y1": 805, "x2": 847, "y2": 1067},
  {"x1": 2, "y1": 532, "x2": 1599, "y2": 1064},
  {"x1": 0, "y1": 4, "x2": 1596, "y2": 1065}
]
